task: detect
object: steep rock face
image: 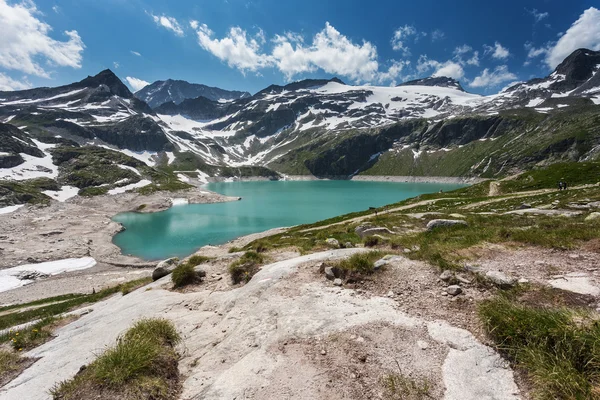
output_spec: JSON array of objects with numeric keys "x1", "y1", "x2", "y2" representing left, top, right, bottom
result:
[
  {"x1": 92, "y1": 116, "x2": 173, "y2": 152},
  {"x1": 398, "y1": 76, "x2": 465, "y2": 92},
  {"x1": 154, "y1": 96, "x2": 229, "y2": 120},
  {"x1": 136, "y1": 79, "x2": 251, "y2": 108},
  {"x1": 553, "y1": 49, "x2": 600, "y2": 93},
  {"x1": 0, "y1": 123, "x2": 44, "y2": 158}
]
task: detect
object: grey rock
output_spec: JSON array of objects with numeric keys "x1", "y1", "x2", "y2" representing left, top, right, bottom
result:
[
  {"x1": 585, "y1": 212, "x2": 600, "y2": 221},
  {"x1": 333, "y1": 278, "x2": 343, "y2": 286},
  {"x1": 16, "y1": 271, "x2": 49, "y2": 281},
  {"x1": 589, "y1": 201, "x2": 600, "y2": 209},
  {"x1": 456, "y1": 274, "x2": 472, "y2": 285},
  {"x1": 324, "y1": 267, "x2": 336, "y2": 280},
  {"x1": 325, "y1": 238, "x2": 340, "y2": 248},
  {"x1": 344, "y1": 242, "x2": 354, "y2": 248},
  {"x1": 446, "y1": 285, "x2": 462, "y2": 296},
  {"x1": 518, "y1": 278, "x2": 530, "y2": 284},
  {"x1": 355, "y1": 225, "x2": 394, "y2": 238},
  {"x1": 373, "y1": 259, "x2": 388, "y2": 271},
  {"x1": 485, "y1": 270, "x2": 516, "y2": 288},
  {"x1": 426, "y1": 219, "x2": 468, "y2": 231},
  {"x1": 417, "y1": 340, "x2": 429, "y2": 350},
  {"x1": 518, "y1": 203, "x2": 532, "y2": 210},
  {"x1": 152, "y1": 257, "x2": 179, "y2": 281},
  {"x1": 439, "y1": 270, "x2": 454, "y2": 282}
]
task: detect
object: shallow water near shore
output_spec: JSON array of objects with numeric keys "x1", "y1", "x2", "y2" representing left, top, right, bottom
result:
[{"x1": 113, "y1": 180, "x2": 465, "y2": 260}]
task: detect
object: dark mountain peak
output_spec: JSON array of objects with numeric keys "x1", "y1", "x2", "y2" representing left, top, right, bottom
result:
[
  {"x1": 397, "y1": 76, "x2": 465, "y2": 92},
  {"x1": 135, "y1": 79, "x2": 251, "y2": 108},
  {"x1": 256, "y1": 77, "x2": 345, "y2": 97},
  {"x1": 75, "y1": 69, "x2": 133, "y2": 98},
  {"x1": 554, "y1": 48, "x2": 600, "y2": 82}
]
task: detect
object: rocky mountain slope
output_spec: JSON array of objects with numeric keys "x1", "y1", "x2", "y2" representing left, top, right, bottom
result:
[
  {"x1": 0, "y1": 49, "x2": 599, "y2": 206},
  {"x1": 135, "y1": 79, "x2": 251, "y2": 108}
]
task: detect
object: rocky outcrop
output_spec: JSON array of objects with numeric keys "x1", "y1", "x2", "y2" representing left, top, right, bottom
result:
[
  {"x1": 152, "y1": 257, "x2": 179, "y2": 281},
  {"x1": 426, "y1": 219, "x2": 468, "y2": 231}
]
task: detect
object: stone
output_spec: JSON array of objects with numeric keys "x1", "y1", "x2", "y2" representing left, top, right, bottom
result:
[
  {"x1": 16, "y1": 270, "x2": 49, "y2": 281},
  {"x1": 446, "y1": 285, "x2": 462, "y2": 296},
  {"x1": 518, "y1": 203, "x2": 532, "y2": 210},
  {"x1": 417, "y1": 340, "x2": 429, "y2": 350},
  {"x1": 518, "y1": 278, "x2": 529, "y2": 284},
  {"x1": 449, "y1": 213, "x2": 466, "y2": 219},
  {"x1": 387, "y1": 290, "x2": 395, "y2": 298},
  {"x1": 354, "y1": 225, "x2": 395, "y2": 238},
  {"x1": 196, "y1": 269, "x2": 207, "y2": 278},
  {"x1": 325, "y1": 238, "x2": 340, "y2": 248},
  {"x1": 333, "y1": 278, "x2": 343, "y2": 287},
  {"x1": 585, "y1": 212, "x2": 600, "y2": 222},
  {"x1": 589, "y1": 201, "x2": 600, "y2": 209},
  {"x1": 324, "y1": 267, "x2": 336, "y2": 281},
  {"x1": 344, "y1": 242, "x2": 354, "y2": 248},
  {"x1": 373, "y1": 259, "x2": 388, "y2": 271},
  {"x1": 485, "y1": 271, "x2": 516, "y2": 288},
  {"x1": 439, "y1": 270, "x2": 454, "y2": 282},
  {"x1": 426, "y1": 219, "x2": 468, "y2": 231},
  {"x1": 152, "y1": 257, "x2": 179, "y2": 281},
  {"x1": 456, "y1": 274, "x2": 472, "y2": 285}
]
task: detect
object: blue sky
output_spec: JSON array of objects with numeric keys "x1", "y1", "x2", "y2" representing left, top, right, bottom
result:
[{"x1": 1, "y1": 0, "x2": 600, "y2": 95}]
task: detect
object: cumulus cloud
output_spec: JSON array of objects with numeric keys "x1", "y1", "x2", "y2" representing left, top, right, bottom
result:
[
  {"x1": 192, "y1": 22, "x2": 380, "y2": 82},
  {"x1": 192, "y1": 24, "x2": 271, "y2": 74},
  {"x1": 545, "y1": 7, "x2": 600, "y2": 68},
  {"x1": 0, "y1": 0, "x2": 85, "y2": 78},
  {"x1": 125, "y1": 76, "x2": 150, "y2": 92},
  {"x1": 150, "y1": 13, "x2": 184, "y2": 36},
  {"x1": 484, "y1": 42, "x2": 510, "y2": 59},
  {"x1": 391, "y1": 25, "x2": 417, "y2": 55},
  {"x1": 131, "y1": 50, "x2": 141, "y2": 57},
  {"x1": 453, "y1": 45, "x2": 480, "y2": 67},
  {"x1": 0, "y1": 72, "x2": 31, "y2": 91},
  {"x1": 527, "y1": 8, "x2": 549, "y2": 23},
  {"x1": 417, "y1": 56, "x2": 464, "y2": 80},
  {"x1": 377, "y1": 60, "x2": 410, "y2": 86},
  {"x1": 271, "y1": 23, "x2": 379, "y2": 82},
  {"x1": 469, "y1": 65, "x2": 517, "y2": 88}
]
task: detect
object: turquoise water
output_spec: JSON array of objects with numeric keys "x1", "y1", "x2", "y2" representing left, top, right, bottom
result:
[{"x1": 112, "y1": 180, "x2": 465, "y2": 260}]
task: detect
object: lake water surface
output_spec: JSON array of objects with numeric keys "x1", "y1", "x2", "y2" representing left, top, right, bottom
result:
[{"x1": 113, "y1": 180, "x2": 465, "y2": 260}]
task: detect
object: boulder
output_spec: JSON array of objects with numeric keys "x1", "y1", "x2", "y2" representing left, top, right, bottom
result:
[
  {"x1": 426, "y1": 219, "x2": 468, "y2": 231},
  {"x1": 324, "y1": 267, "x2": 336, "y2": 280},
  {"x1": 585, "y1": 212, "x2": 600, "y2": 222},
  {"x1": 373, "y1": 259, "x2": 388, "y2": 271},
  {"x1": 344, "y1": 242, "x2": 354, "y2": 248},
  {"x1": 325, "y1": 238, "x2": 340, "y2": 248},
  {"x1": 485, "y1": 270, "x2": 516, "y2": 288},
  {"x1": 152, "y1": 257, "x2": 179, "y2": 281},
  {"x1": 446, "y1": 285, "x2": 462, "y2": 296},
  {"x1": 16, "y1": 271, "x2": 49, "y2": 281}
]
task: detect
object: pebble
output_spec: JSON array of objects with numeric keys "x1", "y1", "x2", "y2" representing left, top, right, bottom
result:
[
  {"x1": 417, "y1": 340, "x2": 429, "y2": 350},
  {"x1": 446, "y1": 285, "x2": 462, "y2": 296},
  {"x1": 333, "y1": 278, "x2": 343, "y2": 287},
  {"x1": 321, "y1": 349, "x2": 327, "y2": 355}
]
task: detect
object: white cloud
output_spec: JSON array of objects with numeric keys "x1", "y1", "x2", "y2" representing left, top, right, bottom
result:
[
  {"x1": 150, "y1": 13, "x2": 184, "y2": 36},
  {"x1": 192, "y1": 22, "x2": 380, "y2": 83},
  {"x1": 527, "y1": 8, "x2": 549, "y2": 23},
  {"x1": 377, "y1": 60, "x2": 410, "y2": 86},
  {"x1": 125, "y1": 77, "x2": 150, "y2": 92},
  {"x1": 466, "y1": 51, "x2": 480, "y2": 66},
  {"x1": 431, "y1": 29, "x2": 445, "y2": 42},
  {"x1": 130, "y1": 50, "x2": 141, "y2": 57},
  {"x1": 454, "y1": 45, "x2": 472, "y2": 55},
  {"x1": 113, "y1": 61, "x2": 119, "y2": 69},
  {"x1": 52, "y1": 5, "x2": 59, "y2": 13},
  {"x1": 0, "y1": 0, "x2": 85, "y2": 78},
  {"x1": 391, "y1": 25, "x2": 417, "y2": 55},
  {"x1": 0, "y1": 72, "x2": 31, "y2": 91},
  {"x1": 271, "y1": 22, "x2": 379, "y2": 82},
  {"x1": 545, "y1": 7, "x2": 600, "y2": 68},
  {"x1": 484, "y1": 42, "x2": 510, "y2": 59},
  {"x1": 417, "y1": 56, "x2": 464, "y2": 80},
  {"x1": 469, "y1": 65, "x2": 517, "y2": 88},
  {"x1": 192, "y1": 24, "x2": 271, "y2": 74}
]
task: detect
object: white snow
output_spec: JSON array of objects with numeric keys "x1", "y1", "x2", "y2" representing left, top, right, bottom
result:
[
  {"x1": 116, "y1": 150, "x2": 157, "y2": 166},
  {"x1": 0, "y1": 140, "x2": 58, "y2": 181},
  {"x1": 42, "y1": 186, "x2": 79, "y2": 202},
  {"x1": 0, "y1": 204, "x2": 24, "y2": 215},
  {"x1": 177, "y1": 173, "x2": 190, "y2": 182},
  {"x1": 165, "y1": 152, "x2": 176, "y2": 164},
  {"x1": 0, "y1": 257, "x2": 97, "y2": 293},
  {"x1": 526, "y1": 98, "x2": 545, "y2": 107},
  {"x1": 171, "y1": 198, "x2": 189, "y2": 206},
  {"x1": 107, "y1": 179, "x2": 152, "y2": 195},
  {"x1": 117, "y1": 164, "x2": 142, "y2": 176}
]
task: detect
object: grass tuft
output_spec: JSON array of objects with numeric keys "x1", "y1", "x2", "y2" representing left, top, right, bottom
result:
[
  {"x1": 337, "y1": 252, "x2": 384, "y2": 275},
  {"x1": 479, "y1": 297, "x2": 600, "y2": 399},
  {"x1": 381, "y1": 372, "x2": 431, "y2": 400},
  {"x1": 171, "y1": 263, "x2": 201, "y2": 289},
  {"x1": 50, "y1": 318, "x2": 180, "y2": 400},
  {"x1": 228, "y1": 251, "x2": 265, "y2": 284}
]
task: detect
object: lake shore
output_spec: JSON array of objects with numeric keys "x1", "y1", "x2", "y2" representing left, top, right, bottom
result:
[{"x1": 207, "y1": 174, "x2": 485, "y2": 184}]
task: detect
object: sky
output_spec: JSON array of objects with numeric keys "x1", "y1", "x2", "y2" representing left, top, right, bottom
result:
[{"x1": 1, "y1": 0, "x2": 600, "y2": 96}]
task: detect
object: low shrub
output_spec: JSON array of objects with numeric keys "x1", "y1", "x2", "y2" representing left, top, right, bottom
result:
[
  {"x1": 364, "y1": 236, "x2": 380, "y2": 247},
  {"x1": 186, "y1": 255, "x2": 210, "y2": 267},
  {"x1": 228, "y1": 251, "x2": 265, "y2": 284},
  {"x1": 337, "y1": 252, "x2": 382, "y2": 275}
]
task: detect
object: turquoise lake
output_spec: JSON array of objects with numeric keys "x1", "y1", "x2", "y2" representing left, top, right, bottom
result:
[{"x1": 112, "y1": 180, "x2": 465, "y2": 260}]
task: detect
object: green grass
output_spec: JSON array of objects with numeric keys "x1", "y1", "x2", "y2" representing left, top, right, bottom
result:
[
  {"x1": 0, "y1": 278, "x2": 152, "y2": 331},
  {"x1": 228, "y1": 251, "x2": 265, "y2": 284},
  {"x1": 381, "y1": 372, "x2": 432, "y2": 400},
  {"x1": 0, "y1": 349, "x2": 21, "y2": 377},
  {"x1": 499, "y1": 162, "x2": 600, "y2": 194},
  {"x1": 336, "y1": 252, "x2": 384, "y2": 275},
  {"x1": 479, "y1": 297, "x2": 600, "y2": 399},
  {"x1": 186, "y1": 255, "x2": 210, "y2": 267},
  {"x1": 171, "y1": 263, "x2": 201, "y2": 288},
  {"x1": 6, "y1": 317, "x2": 56, "y2": 351},
  {"x1": 50, "y1": 318, "x2": 181, "y2": 400}
]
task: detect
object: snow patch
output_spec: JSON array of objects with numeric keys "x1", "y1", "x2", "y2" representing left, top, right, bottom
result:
[
  {"x1": 107, "y1": 180, "x2": 152, "y2": 195},
  {"x1": 0, "y1": 204, "x2": 24, "y2": 215},
  {"x1": 42, "y1": 186, "x2": 79, "y2": 202}
]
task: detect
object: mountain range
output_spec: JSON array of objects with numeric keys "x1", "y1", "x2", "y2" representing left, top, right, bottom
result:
[{"x1": 0, "y1": 48, "x2": 599, "y2": 205}]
